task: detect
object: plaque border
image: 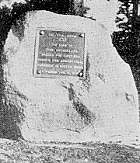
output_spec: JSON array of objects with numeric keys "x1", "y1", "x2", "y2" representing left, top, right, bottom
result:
[{"x1": 33, "y1": 27, "x2": 87, "y2": 79}]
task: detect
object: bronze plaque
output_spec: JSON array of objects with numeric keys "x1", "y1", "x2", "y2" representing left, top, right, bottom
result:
[{"x1": 34, "y1": 29, "x2": 86, "y2": 78}]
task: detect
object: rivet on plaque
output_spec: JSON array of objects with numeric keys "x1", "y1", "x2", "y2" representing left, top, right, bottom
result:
[
  {"x1": 40, "y1": 30, "x2": 45, "y2": 35},
  {"x1": 79, "y1": 33, "x2": 84, "y2": 37}
]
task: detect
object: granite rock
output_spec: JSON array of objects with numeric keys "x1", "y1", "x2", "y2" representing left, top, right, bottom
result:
[{"x1": 3, "y1": 10, "x2": 140, "y2": 145}]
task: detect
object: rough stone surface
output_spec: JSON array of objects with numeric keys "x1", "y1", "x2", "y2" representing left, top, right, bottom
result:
[{"x1": 3, "y1": 10, "x2": 140, "y2": 145}]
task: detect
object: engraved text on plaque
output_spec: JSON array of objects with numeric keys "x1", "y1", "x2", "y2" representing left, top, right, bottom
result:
[{"x1": 34, "y1": 29, "x2": 86, "y2": 77}]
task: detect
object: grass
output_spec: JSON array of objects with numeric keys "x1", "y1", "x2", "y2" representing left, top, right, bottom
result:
[{"x1": 0, "y1": 139, "x2": 140, "y2": 162}]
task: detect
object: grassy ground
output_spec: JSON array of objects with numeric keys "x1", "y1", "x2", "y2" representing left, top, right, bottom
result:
[{"x1": 0, "y1": 139, "x2": 140, "y2": 163}]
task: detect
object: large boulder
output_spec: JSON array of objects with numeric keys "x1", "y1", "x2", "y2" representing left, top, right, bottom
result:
[{"x1": 3, "y1": 10, "x2": 140, "y2": 145}]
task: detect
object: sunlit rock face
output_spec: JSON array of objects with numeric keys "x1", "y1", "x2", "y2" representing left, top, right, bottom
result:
[
  {"x1": 3, "y1": 10, "x2": 140, "y2": 145},
  {"x1": 84, "y1": 0, "x2": 118, "y2": 33}
]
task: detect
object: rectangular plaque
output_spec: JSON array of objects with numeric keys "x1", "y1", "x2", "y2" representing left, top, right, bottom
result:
[{"x1": 34, "y1": 28, "x2": 86, "y2": 78}]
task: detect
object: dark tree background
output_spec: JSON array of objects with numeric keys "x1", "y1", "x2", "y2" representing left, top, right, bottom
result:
[
  {"x1": 112, "y1": 0, "x2": 136, "y2": 65},
  {"x1": 112, "y1": 0, "x2": 140, "y2": 91}
]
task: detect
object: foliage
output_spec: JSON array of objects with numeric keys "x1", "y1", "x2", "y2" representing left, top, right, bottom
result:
[{"x1": 112, "y1": 0, "x2": 139, "y2": 67}]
